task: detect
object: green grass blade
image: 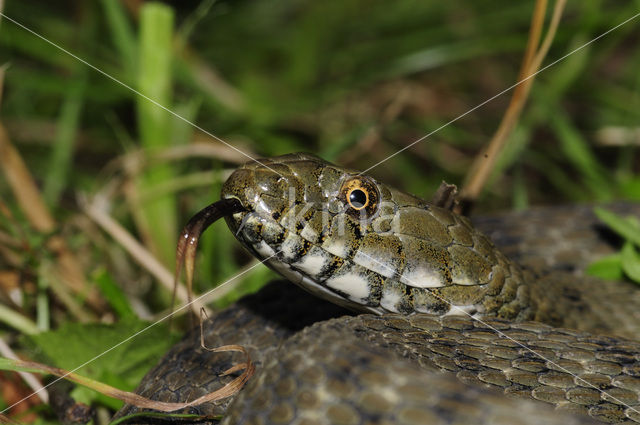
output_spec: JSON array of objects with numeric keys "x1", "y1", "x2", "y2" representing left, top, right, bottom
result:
[
  {"x1": 586, "y1": 253, "x2": 624, "y2": 281},
  {"x1": 621, "y1": 241, "x2": 640, "y2": 284},
  {"x1": 43, "y1": 75, "x2": 86, "y2": 205},
  {"x1": 99, "y1": 0, "x2": 137, "y2": 77},
  {"x1": 93, "y1": 268, "x2": 135, "y2": 319},
  {"x1": 594, "y1": 207, "x2": 640, "y2": 246},
  {"x1": 550, "y1": 112, "x2": 611, "y2": 200},
  {"x1": 0, "y1": 304, "x2": 39, "y2": 335},
  {"x1": 135, "y1": 3, "x2": 177, "y2": 267}
]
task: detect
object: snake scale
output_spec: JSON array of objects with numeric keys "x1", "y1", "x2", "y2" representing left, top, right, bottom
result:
[{"x1": 115, "y1": 153, "x2": 640, "y2": 425}]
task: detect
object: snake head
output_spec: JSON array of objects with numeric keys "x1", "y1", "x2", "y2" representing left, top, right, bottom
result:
[
  {"x1": 220, "y1": 153, "x2": 405, "y2": 259},
  {"x1": 190, "y1": 153, "x2": 529, "y2": 319},
  {"x1": 221, "y1": 152, "x2": 386, "y2": 224}
]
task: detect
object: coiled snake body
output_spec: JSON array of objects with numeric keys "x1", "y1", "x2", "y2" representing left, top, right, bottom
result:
[{"x1": 117, "y1": 153, "x2": 640, "y2": 424}]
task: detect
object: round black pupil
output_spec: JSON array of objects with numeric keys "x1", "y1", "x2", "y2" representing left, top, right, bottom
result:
[{"x1": 349, "y1": 189, "x2": 367, "y2": 208}]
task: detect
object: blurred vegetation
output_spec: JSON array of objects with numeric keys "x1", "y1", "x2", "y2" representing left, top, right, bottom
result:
[
  {"x1": 587, "y1": 208, "x2": 640, "y2": 284},
  {"x1": 0, "y1": 0, "x2": 639, "y2": 422}
]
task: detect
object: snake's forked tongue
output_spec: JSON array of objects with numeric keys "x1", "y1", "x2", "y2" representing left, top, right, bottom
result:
[
  {"x1": 174, "y1": 198, "x2": 245, "y2": 313},
  {"x1": 169, "y1": 197, "x2": 257, "y2": 411}
]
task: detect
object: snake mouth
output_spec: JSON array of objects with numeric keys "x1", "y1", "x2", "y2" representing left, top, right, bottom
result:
[{"x1": 175, "y1": 198, "x2": 246, "y2": 302}]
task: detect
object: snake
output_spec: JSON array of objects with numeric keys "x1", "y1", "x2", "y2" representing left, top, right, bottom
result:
[{"x1": 114, "y1": 153, "x2": 640, "y2": 425}]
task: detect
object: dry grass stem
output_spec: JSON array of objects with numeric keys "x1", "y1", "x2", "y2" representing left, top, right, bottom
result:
[
  {"x1": 116, "y1": 143, "x2": 249, "y2": 178},
  {"x1": 0, "y1": 338, "x2": 48, "y2": 404},
  {"x1": 0, "y1": 123, "x2": 103, "y2": 311},
  {"x1": 459, "y1": 0, "x2": 567, "y2": 209},
  {"x1": 179, "y1": 47, "x2": 245, "y2": 113},
  {"x1": 596, "y1": 127, "x2": 640, "y2": 146},
  {"x1": 80, "y1": 194, "x2": 210, "y2": 317},
  {"x1": 5, "y1": 349, "x2": 254, "y2": 413},
  {"x1": 198, "y1": 311, "x2": 256, "y2": 400},
  {"x1": 44, "y1": 264, "x2": 95, "y2": 323}
]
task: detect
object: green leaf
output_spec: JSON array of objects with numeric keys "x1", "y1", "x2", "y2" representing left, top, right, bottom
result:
[
  {"x1": 621, "y1": 242, "x2": 640, "y2": 284},
  {"x1": 24, "y1": 318, "x2": 178, "y2": 404},
  {"x1": 620, "y1": 176, "x2": 640, "y2": 201},
  {"x1": 93, "y1": 268, "x2": 135, "y2": 319},
  {"x1": 593, "y1": 207, "x2": 640, "y2": 246},
  {"x1": 586, "y1": 253, "x2": 624, "y2": 281}
]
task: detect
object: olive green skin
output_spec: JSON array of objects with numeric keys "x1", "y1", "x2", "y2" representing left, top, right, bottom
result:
[{"x1": 222, "y1": 153, "x2": 533, "y2": 320}]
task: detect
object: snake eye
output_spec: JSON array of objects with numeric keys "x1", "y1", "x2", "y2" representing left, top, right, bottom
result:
[
  {"x1": 348, "y1": 188, "x2": 368, "y2": 210},
  {"x1": 341, "y1": 176, "x2": 379, "y2": 219}
]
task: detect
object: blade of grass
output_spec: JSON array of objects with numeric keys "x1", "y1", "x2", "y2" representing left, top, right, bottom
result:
[
  {"x1": 0, "y1": 23, "x2": 76, "y2": 69},
  {"x1": 36, "y1": 262, "x2": 50, "y2": 331},
  {"x1": 176, "y1": 49, "x2": 246, "y2": 113},
  {"x1": 549, "y1": 111, "x2": 612, "y2": 200},
  {"x1": 93, "y1": 268, "x2": 135, "y2": 319},
  {"x1": 99, "y1": 0, "x2": 136, "y2": 77},
  {"x1": 134, "y1": 3, "x2": 177, "y2": 267},
  {"x1": 621, "y1": 241, "x2": 640, "y2": 283},
  {"x1": 0, "y1": 63, "x2": 5, "y2": 103},
  {"x1": 0, "y1": 304, "x2": 39, "y2": 335},
  {"x1": 0, "y1": 339, "x2": 48, "y2": 404},
  {"x1": 594, "y1": 207, "x2": 640, "y2": 246},
  {"x1": 586, "y1": 253, "x2": 624, "y2": 280},
  {"x1": 137, "y1": 170, "x2": 218, "y2": 203},
  {"x1": 43, "y1": 3, "x2": 96, "y2": 205},
  {"x1": 511, "y1": 164, "x2": 529, "y2": 210},
  {"x1": 527, "y1": 151, "x2": 591, "y2": 201},
  {"x1": 175, "y1": 0, "x2": 215, "y2": 48},
  {"x1": 459, "y1": 0, "x2": 567, "y2": 210},
  {"x1": 621, "y1": 177, "x2": 640, "y2": 200},
  {"x1": 43, "y1": 73, "x2": 87, "y2": 205}
]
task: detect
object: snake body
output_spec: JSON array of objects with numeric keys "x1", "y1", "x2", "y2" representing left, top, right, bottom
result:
[{"x1": 116, "y1": 153, "x2": 640, "y2": 424}]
